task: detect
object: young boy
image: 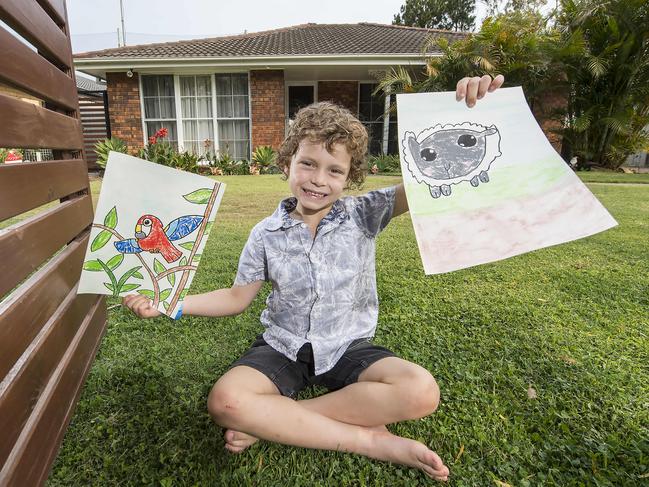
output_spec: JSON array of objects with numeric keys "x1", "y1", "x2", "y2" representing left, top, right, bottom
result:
[{"x1": 124, "y1": 75, "x2": 504, "y2": 482}]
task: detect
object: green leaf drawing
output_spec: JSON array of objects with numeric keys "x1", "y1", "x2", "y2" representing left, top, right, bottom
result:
[
  {"x1": 162, "y1": 301, "x2": 170, "y2": 311},
  {"x1": 137, "y1": 289, "x2": 155, "y2": 299},
  {"x1": 160, "y1": 288, "x2": 172, "y2": 301},
  {"x1": 154, "y1": 258, "x2": 166, "y2": 275},
  {"x1": 83, "y1": 260, "x2": 103, "y2": 271},
  {"x1": 179, "y1": 242, "x2": 194, "y2": 251},
  {"x1": 133, "y1": 271, "x2": 144, "y2": 279},
  {"x1": 96, "y1": 258, "x2": 118, "y2": 295},
  {"x1": 121, "y1": 284, "x2": 140, "y2": 292},
  {"x1": 104, "y1": 282, "x2": 114, "y2": 293},
  {"x1": 117, "y1": 266, "x2": 143, "y2": 292},
  {"x1": 180, "y1": 256, "x2": 188, "y2": 267},
  {"x1": 167, "y1": 271, "x2": 175, "y2": 287},
  {"x1": 104, "y1": 206, "x2": 118, "y2": 229},
  {"x1": 192, "y1": 254, "x2": 202, "y2": 263},
  {"x1": 179, "y1": 288, "x2": 189, "y2": 299},
  {"x1": 106, "y1": 254, "x2": 124, "y2": 271},
  {"x1": 205, "y1": 221, "x2": 213, "y2": 234},
  {"x1": 91, "y1": 230, "x2": 112, "y2": 252},
  {"x1": 183, "y1": 188, "x2": 213, "y2": 205}
]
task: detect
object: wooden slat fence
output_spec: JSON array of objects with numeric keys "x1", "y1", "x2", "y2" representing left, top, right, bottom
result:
[
  {"x1": 0, "y1": 0, "x2": 107, "y2": 485},
  {"x1": 79, "y1": 90, "x2": 110, "y2": 170}
]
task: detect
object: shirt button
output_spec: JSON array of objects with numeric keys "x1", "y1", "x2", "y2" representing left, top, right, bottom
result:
[{"x1": 301, "y1": 223, "x2": 306, "y2": 229}]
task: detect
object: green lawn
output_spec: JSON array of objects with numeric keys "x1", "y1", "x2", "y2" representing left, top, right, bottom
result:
[
  {"x1": 575, "y1": 171, "x2": 649, "y2": 184},
  {"x1": 48, "y1": 175, "x2": 648, "y2": 486}
]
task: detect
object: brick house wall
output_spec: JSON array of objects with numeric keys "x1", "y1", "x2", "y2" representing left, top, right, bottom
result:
[
  {"x1": 106, "y1": 72, "x2": 143, "y2": 154},
  {"x1": 318, "y1": 81, "x2": 359, "y2": 115},
  {"x1": 250, "y1": 70, "x2": 285, "y2": 150},
  {"x1": 102, "y1": 70, "x2": 566, "y2": 158}
]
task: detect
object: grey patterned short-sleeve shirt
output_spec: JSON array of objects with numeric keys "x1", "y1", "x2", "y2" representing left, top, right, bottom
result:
[{"x1": 234, "y1": 185, "x2": 397, "y2": 375}]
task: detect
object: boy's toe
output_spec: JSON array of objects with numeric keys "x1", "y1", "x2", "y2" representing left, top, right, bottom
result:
[
  {"x1": 224, "y1": 443, "x2": 245, "y2": 454},
  {"x1": 419, "y1": 450, "x2": 449, "y2": 480}
]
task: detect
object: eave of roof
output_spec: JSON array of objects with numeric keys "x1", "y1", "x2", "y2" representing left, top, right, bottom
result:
[{"x1": 74, "y1": 53, "x2": 434, "y2": 73}]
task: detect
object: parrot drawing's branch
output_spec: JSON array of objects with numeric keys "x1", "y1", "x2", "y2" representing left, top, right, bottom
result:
[{"x1": 167, "y1": 181, "x2": 222, "y2": 313}]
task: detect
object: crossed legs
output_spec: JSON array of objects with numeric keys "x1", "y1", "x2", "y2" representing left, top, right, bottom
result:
[{"x1": 207, "y1": 357, "x2": 449, "y2": 481}]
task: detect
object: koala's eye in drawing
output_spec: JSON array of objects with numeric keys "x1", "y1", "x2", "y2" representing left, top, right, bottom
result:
[
  {"x1": 420, "y1": 148, "x2": 437, "y2": 161},
  {"x1": 143, "y1": 218, "x2": 152, "y2": 226},
  {"x1": 457, "y1": 134, "x2": 477, "y2": 147}
]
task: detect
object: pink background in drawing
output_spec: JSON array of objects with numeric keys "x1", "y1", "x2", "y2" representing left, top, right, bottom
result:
[{"x1": 413, "y1": 175, "x2": 618, "y2": 274}]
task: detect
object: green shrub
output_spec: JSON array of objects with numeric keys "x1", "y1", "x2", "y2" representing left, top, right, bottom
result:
[
  {"x1": 208, "y1": 152, "x2": 250, "y2": 175},
  {"x1": 252, "y1": 145, "x2": 280, "y2": 174},
  {"x1": 368, "y1": 154, "x2": 401, "y2": 174},
  {"x1": 94, "y1": 138, "x2": 128, "y2": 168},
  {"x1": 172, "y1": 151, "x2": 202, "y2": 174}
]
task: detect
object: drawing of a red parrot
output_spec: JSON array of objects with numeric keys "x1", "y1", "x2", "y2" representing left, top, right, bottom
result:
[{"x1": 114, "y1": 214, "x2": 203, "y2": 263}]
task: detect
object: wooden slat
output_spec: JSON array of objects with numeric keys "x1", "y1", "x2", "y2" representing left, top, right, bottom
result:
[
  {"x1": 0, "y1": 93, "x2": 82, "y2": 150},
  {"x1": 36, "y1": 0, "x2": 66, "y2": 26},
  {"x1": 0, "y1": 296, "x2": 106, "y2": 486},
  {"x1": 0, "y1": 26, "x2": 77, "y2": 111},
  {"x1": 0, "y1": 0, "x2": 71, "y2": 69},
  {"x1": 0, "y1": 231, "x2": 89, "y2": 381},
  {"x1": 0, "y1": 195, "x2": 93, "y2": 298},
  {"x1": 0, "y1": 160, "x2": 88, "y2": 221},
  {"x1": 0, "y1": 288, "x2": 96, "y2": 466}
]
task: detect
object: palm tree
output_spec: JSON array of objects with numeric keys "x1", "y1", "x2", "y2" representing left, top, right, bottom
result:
[
  {"x1": 555, "y1": 0, "x2": 649, "y2": 169},
  {"x1": 378, "y1": 0, "x2": 649, "y2": 170}
]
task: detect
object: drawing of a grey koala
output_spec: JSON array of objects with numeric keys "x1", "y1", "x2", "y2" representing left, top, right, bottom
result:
[{"x1": 403, "y1": 123, "x2": 501, "y2": 198}]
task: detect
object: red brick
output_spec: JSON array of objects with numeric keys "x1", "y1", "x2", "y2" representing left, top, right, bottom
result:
[{"x1": 106, "y1": 72, "x2": 143, "y2": 154}]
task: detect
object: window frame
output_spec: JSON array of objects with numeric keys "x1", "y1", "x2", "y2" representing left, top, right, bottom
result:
[
  {"x1": 139, "y1": 73, "x2": 252, "y2": 161},
  {"x1": 215, "y1": 73, "x2": 252, "y2": 161},
  {"x1": 139, "y1": 74, "x2": 178, "y2": 147},
  {"x1": 357, "y1": 81, "x2": 397, "y2": 156}
]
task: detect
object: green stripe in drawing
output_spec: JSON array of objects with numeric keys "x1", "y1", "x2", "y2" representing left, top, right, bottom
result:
[{"x1": 407, "y1": 156, "x2": 572, "y2": 217}]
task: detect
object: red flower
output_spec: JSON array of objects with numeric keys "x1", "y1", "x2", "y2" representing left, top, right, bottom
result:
[
  {"x1": 156, "y1": 127, "x2": 168, "y2": 138},
  {"x1": 148, "y1": 136, "x2": 157, "y2": 145}
]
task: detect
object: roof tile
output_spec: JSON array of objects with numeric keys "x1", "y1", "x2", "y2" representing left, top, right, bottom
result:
[{"x1": 74, "y1": 23, "x2": 467, "y2": 59}]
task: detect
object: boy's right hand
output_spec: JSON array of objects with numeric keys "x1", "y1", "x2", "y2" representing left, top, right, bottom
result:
[{"x1": 122, "y1": 294, "x2": 162, "y2": 319}]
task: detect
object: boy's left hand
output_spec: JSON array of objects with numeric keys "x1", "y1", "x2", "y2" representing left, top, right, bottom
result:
[{"x1": 456, "y1": 74, "x2": 505, "y2": 108}]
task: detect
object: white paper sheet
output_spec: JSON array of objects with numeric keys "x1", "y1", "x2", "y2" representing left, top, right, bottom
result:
[
  {"x1": 397, "y1": 87, "x2": 617, "y2": 274},
  {"x1": 77, "y1": 152, "x2": 225, "y2": 318}
]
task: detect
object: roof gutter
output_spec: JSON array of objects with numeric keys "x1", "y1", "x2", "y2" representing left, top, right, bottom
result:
[{"x1": 73, "y1": 53, "x2": 434, "y2": 72}]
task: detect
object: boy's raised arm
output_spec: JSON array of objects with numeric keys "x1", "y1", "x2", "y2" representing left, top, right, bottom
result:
[{"x1": 393, "y1": 184, "x2": 409, "y2": 218}]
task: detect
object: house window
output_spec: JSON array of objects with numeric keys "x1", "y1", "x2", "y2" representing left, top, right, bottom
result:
[
  {"x1": 140, "y1": 74, "x2": 251, "y2": 160},
  {"x1": 180, "y1": 75, "x2": 213, "y2": 156},
  {"x1": 141, "y1": 75, "x2": 178, "y2": 145},
  {"x1": 358, "y1": 83, "x2": 398, "y2": 156},
  {"x1": 215, "y1": 74, "x2": 250, "y2": 161}
]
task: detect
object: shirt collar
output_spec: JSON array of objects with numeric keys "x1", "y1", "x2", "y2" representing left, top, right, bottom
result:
[{"x1": 264, "y1": 196, "x2": 349, "y2": 232}]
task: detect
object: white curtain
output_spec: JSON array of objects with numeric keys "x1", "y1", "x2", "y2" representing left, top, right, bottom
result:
[
  {"x1": 180, "y1": 76, "x2": 213, "y2": 155},
  {"x1": 215, "y1": 74, "x2": 250, "y2": 160}
]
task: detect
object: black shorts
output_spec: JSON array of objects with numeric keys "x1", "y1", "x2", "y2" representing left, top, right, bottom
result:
[{"x1": 227, "y1": 334, "x2": 396, "y2": 399}]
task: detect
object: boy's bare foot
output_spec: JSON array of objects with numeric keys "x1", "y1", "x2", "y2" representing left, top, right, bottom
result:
[
  {"x1": 367, "y1": 429, "x2": 449, "y2": 482},
  {"x1": 224, "y1": 427, "x2": 448, "y2": 481},
  {"x1": 223, "y1": 425, "x2": 389, "y2": 454}
]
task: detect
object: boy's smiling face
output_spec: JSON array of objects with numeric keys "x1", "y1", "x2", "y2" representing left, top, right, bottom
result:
[{"x1": 286, "y1": 140, "x2": 351, "y2": 219}]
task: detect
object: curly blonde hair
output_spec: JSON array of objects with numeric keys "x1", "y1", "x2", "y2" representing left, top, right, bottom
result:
[{"x1": 277, "y1": 102, "x2": 368, "y2": 189}]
